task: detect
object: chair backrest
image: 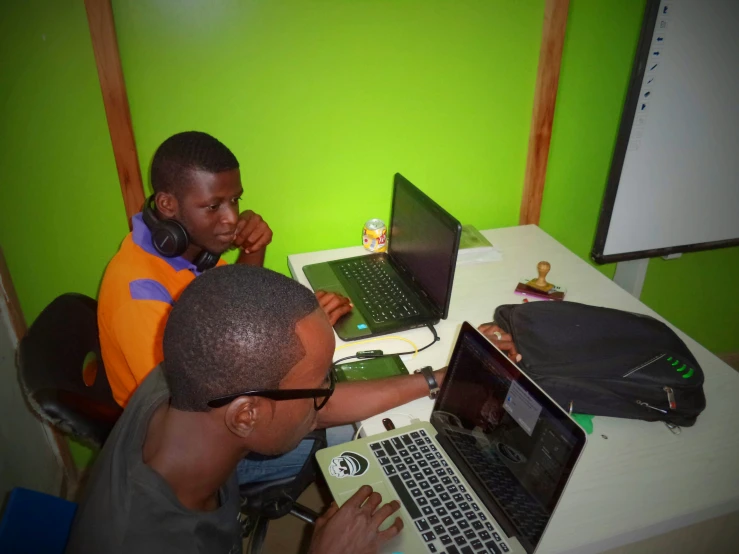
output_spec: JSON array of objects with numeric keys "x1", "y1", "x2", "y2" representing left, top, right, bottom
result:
[
  {"x1": 18, "y1": 293, "x2": 122, "y2": 447},
  {"x1": 239, "y1": 429, "x2": 327, "y2": 520}
]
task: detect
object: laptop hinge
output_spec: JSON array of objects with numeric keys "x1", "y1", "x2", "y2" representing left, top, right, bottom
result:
[{"x1": 417, "y1": 287, "x2": 442, "y2": 318}]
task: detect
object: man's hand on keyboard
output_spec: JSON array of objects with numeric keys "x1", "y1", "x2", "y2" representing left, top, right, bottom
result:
[
  {"x1": 477, "y1": 323, "x2": 522, "y2": 363},
  {"x1": 309, "y1": 485, "x2": 403, "y2": 554},
  {"x1": 315, "y1": 290, "x2": 353, "y2": 326}
]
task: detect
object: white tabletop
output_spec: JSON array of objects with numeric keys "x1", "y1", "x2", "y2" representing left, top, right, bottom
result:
[{"x1": 288, "y1": 224, "x2": 739, "y2": 553}]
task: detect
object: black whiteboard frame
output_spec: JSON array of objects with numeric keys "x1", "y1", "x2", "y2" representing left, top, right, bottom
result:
[{"x1": 591, "y1": 0, "x2": 739, "y2": 264}]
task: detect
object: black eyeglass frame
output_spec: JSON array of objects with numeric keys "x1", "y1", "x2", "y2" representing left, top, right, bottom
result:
[{"x1": 206, "y1": 366, "x2": 336, "y2": 410}]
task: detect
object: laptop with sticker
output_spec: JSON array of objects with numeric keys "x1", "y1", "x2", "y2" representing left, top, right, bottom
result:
[
  {"x1": 302, "y1": 173, "x2": 462, "y2": 341},
  {"x1": 316, "y1": 322, "x2": 587, "y2": 554}
]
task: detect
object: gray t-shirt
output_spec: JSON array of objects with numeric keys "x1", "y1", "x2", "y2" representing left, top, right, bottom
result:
[{"x1": 65, "y1": 366, "x2": 242, "y2": 554}]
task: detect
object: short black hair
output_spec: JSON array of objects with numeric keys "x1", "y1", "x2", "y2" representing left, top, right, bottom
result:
[
  {"x1": 151, "y1": 131, "x2": 239, "y2": 195},
  {"x1": 163, "y1": 265, "x2": 319, "y2": 412}
]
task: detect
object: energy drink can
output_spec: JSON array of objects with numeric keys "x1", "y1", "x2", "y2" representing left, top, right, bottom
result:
[{"x1": 362, "y1": 218, "x2": 387, "y2": 252}]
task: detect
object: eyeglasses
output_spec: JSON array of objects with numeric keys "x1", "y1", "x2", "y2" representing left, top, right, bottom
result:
[{"x1": 206, "y1": 366, "x2": 336, "y2": 410}]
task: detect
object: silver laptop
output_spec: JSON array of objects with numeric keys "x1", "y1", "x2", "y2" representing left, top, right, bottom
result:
[
  {"x1": 317, "y1": 322, "x2": 587, "y2": 554},
  {"x1": 303, "y1": 173, "x2": 461, "y2": 341}
]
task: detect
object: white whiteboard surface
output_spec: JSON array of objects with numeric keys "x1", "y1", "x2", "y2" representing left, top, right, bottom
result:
[{"x1": 595, "y1": 0, "x2": 739, "y2": 261}]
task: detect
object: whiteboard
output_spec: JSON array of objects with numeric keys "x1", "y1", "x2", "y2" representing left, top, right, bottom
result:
[{"x1": 592, "y1": 0, "x2": 739, "y2": 264}]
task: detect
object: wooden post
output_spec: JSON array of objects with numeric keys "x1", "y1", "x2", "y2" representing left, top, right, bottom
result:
[
  {"x1": 0, "y1": 247, "x2": 79, "y2": 498},
  {"x1": 84, "y1": 0, "x2": 145, "y2": 229},
  {"x1": 0, "y1": 249, "x2": 27, "y2": 345},
  {"x1": 519, "y1": 0, "x2": 570, "y2": 226}
]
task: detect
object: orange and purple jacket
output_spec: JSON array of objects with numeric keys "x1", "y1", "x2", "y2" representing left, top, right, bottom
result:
[{"x1": 98, "y1": 213, "x2": 226, "y2": 407}]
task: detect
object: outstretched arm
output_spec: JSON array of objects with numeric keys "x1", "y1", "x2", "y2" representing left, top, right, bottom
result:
[{"x1": 317, "y1": 368, "x2": 446, "y2": 428}]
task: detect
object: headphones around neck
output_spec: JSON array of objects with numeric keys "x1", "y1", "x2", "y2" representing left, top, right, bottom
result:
[{"x1": 142, "y1": 195, "x2": 221, "y2": 272}]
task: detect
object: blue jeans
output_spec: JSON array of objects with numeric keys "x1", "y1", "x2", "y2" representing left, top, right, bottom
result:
[{"x1": 236, "y1": 424, "x2": 355, "y2": 485}]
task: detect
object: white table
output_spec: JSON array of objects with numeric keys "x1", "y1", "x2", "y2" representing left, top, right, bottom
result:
[{"x1": 288, "y1": 224, "x2": 739, "y2": 554}]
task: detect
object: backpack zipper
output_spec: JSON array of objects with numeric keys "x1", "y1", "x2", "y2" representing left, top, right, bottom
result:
[
  {"x1": 636, "y1": 386, "x2": 685, "y2": 416},
  {"x1": 636, "y1": 400, "x2": 667, "y2": 414},
  {"x1": 622, "y1": 353, "x2": 666, "y2": 378},
  {"x1": 664, "y1": 386, "x2": 676, "y2": 410}
]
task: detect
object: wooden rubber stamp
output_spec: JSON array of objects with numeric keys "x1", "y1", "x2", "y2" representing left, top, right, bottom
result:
[
  {"x1": 515, "y1": 261, "x2": 565, "y2": 301},
  {"x1": 527, "y1": 261, "x2": 554, "y2": 292}
]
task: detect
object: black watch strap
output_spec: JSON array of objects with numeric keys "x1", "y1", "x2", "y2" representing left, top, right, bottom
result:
[{"x1": 414, "y1": 366, "x2": 440, "y2": 399}]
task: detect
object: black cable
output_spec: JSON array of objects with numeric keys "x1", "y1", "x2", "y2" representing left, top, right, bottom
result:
[{"x1": 333, "y1": 324, "x2": 440, "y2": 366}]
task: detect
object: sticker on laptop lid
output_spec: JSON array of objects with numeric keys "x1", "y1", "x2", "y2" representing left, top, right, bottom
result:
[{"x1": 328, "y1": 451, "x2": 369, "y2": 478}]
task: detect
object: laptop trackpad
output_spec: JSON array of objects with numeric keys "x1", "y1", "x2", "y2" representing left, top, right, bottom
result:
[
  {"x1": 303, "y1": 262, "x2": 372, "y2": 339},
  {"x1": 337, "y1": 480, "x2": 399, "y2": 532},
  {"x1": 338, "y1": 481, "x2": 413, "y2": 553},
  {"x1": 334, "y1": 307, "x2": 372, "y2": 340}
]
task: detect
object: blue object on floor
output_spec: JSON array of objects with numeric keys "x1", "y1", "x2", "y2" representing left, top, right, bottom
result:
[{"x1": 0, "y1": 487, "x2": 77, "y2": 554}]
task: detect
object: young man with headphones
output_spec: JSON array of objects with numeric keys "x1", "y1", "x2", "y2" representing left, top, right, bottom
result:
[
  {"x1": 97, "y1": 131, "x2": 445, "y2": 489},
  {"x1": 98, "y1": 131, "x2": 353, "y2": 409}
]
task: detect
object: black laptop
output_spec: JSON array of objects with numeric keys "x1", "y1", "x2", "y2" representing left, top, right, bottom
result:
[{"x1": 303, "y1": 173, "x2": 462, "y2": 341}]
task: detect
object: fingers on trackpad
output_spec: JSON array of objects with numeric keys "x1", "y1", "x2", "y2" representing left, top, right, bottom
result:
[{"x1": 338, "y1": 481, "x2": 398, "y2": 531}]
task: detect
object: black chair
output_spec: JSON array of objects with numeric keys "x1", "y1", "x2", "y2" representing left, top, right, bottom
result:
[
  {"x1": 17, "y1": 293, "x2": 122, "y2": 449},
  {"x1": 18, "y1": 292, "x2": 325, "y2": 549},
  {"x1": 239, "y1": 429, "x2": 327, "y2": 553}
]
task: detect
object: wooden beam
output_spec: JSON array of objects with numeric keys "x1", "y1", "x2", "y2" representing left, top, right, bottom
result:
[
  {"x1": 0, "y1": 246, "x2": 79, "y2": 498},
  {"x1": 519, "y1": 0, "x2": 570, "y2": 226},
  {"x1": 84, "y1": 0, "x2": 145, "y2": 229},
  {"x1": 0, "y1": 247, "x2": 27, "y2": 344}
]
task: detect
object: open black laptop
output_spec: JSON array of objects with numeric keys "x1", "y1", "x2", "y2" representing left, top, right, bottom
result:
[
  {"x1": 303, "y1": 173, "x2": 462, "y2": 341},
  {"x1": 317, "y1": 322, "x2": 588, "y2": 553}
]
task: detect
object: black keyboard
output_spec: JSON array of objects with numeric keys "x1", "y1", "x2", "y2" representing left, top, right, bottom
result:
[
  {"x1": 336, "y1": 257, "x2": 420, "y2": 323},
  {"x1": 369, "y1": 429, "x2": 510, "y2": 554},
  {"x1": 448, "y1": 431, "x2": 549, "y2": 545}
]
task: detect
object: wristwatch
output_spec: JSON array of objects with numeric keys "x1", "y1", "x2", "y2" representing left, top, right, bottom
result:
[{"x1": 414, "y1": 366, "x2": 440, "y2": 399}]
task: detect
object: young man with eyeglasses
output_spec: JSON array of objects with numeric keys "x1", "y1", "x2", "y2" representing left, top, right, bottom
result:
[{"x1": 67, "y1": 264, "x2": 444, "y2": 553}]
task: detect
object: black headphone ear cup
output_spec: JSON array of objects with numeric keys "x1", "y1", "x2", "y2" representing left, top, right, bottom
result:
[
  {"x1": 194, "y1": 250, "x2": 221, "y2": 272},
  {"x1": 143, "y1": 195, "x2": 190, "y2": 258},
  {"x1": 151, "y1": 219, "x2": 189, "y2": 258}
]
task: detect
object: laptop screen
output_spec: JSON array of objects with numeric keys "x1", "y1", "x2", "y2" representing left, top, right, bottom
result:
[
  {"x1": 388, "y1": 174, "x2": 461, "y2": 318},
  {"x1": 430, "y1": 323, "x2": 586, "y2": 553}
]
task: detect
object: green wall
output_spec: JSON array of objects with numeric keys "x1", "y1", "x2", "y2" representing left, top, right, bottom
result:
[
  {"x1": 640, "y1": 250, "x2": 739, "y2": 354},
  {"x1": 539, "y1": 0, "x2": 739, "y2": 354},
  {"x1": 0, "y1": 1, "x2": 128, "y2": 321},
  {"x1": 113, "y1": 0, "x2": 545, "y2": 268},
  {"x1": 0, "y1": 0, "x2": 126, "y2": 467}
]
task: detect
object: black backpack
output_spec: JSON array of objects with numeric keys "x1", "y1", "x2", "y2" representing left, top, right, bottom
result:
[{"x1": 493, "y1": 301, "x2": 706, "y2": 427}]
